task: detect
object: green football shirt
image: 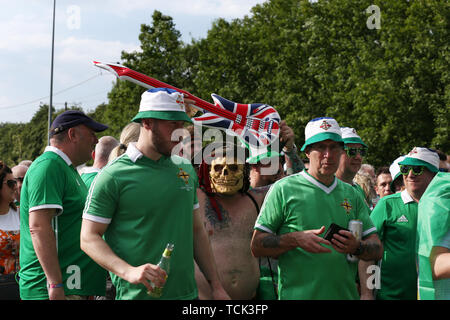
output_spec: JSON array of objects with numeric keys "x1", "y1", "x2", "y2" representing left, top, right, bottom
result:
[
  {"x1": 80, "y1": 167, "x2": 101, "y2": 189},
  {"x1": 370, "y1": 190, "x2": 418, "y2": 300},
  {"x1": 19, "y1": 146, "x2": 106, "y2": 299},
  {"x1": 83, "y1": 143, "x2": 199, "y2": 300},
  {"x1": 417, "y1": 172, "x2": 450, "y2": 300},
  {"x1": 255, "y1": 170, "x2": 376, "y2": 300}
]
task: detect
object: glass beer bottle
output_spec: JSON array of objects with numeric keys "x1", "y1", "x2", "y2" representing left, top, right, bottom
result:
[{"x1": 148, "y1": 243, "x2": 174, "y2": 298}]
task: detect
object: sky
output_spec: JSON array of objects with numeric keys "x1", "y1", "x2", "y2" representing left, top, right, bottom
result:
[{"x1": 0, "y1": 0, "x2": 267, "y2": 123}]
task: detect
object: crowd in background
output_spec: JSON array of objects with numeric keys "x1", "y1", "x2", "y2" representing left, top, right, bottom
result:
[{"x1": 1, "y1": 90, "x2": 449, "y2": 300}]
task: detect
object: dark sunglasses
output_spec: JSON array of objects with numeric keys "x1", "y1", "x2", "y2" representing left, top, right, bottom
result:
[
  {"x1": 439, "y1": 168, "x2": 449, "y2": 172},
  {"x1": 344, "y1": 146, "x2": 368, "y2": 157},
  {"x1": 4, "y1": 179, "x2": 17, "y2": 189},
  {"x1": 400, "y1": 165, "x2": 425, "y2": 176}
]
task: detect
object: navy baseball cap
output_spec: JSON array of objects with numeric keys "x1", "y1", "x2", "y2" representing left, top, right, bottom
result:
[{"x1": 50, "y1": 110, "x2": 108, "y2": 137}]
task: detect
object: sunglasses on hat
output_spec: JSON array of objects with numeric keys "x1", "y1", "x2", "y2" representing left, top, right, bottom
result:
[
  {"x1": 344, "y1": 146, "x2": 368, "y2": 157},
  {"x1": 400, "y1": 165, "x2": 425, "y2": 176}
]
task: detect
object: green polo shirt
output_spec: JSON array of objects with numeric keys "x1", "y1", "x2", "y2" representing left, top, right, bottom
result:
[
  {"x1": 370, "y1": 190, "x2": 418, "y2": 300},
  {"x1": 80, "y1": 167, "x2": 101, "y2": 189},
  {"x1": 83, "y1": 143, "x2": 199, "y2": 300},
  {"x1": 19, "y1": 146, "x2": 106, "y2": 300},
  {"x1": 255, "y1": 170, "x2": 376, "y2": 300},
  {"x1": 417, "y1": 172, "x2": 450, "y2": 300}
]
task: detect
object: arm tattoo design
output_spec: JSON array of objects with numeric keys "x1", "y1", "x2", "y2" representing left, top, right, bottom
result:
[
  {"x1": 261, "y1": 233, "x2": 281, "y2": 248},
  {"x1": 360, "y1": 238, "x2": 381, "y2": 258}
]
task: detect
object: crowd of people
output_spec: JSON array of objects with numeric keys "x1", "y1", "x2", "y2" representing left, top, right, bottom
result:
[{"x1": 0, "y1": 87, "x2": 449, "y2": 300}]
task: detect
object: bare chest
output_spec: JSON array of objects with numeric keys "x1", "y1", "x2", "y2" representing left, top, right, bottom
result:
[{"x1": 202, "y1": 194, "x2": 259, "y2": 240}]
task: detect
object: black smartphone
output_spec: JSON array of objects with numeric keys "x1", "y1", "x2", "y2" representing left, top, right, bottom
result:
[{"x1": 323, "y1": 223, "x2": 349, "y2": 242}]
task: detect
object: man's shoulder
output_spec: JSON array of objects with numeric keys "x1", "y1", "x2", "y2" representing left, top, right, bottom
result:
[{"x1": 27, "y1": 152, "x2": 66, "y2": 175}]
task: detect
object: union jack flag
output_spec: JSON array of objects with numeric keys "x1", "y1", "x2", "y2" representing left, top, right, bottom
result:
[{"x1": 192, "y1": 94, "x2": 281, "y2": 147}]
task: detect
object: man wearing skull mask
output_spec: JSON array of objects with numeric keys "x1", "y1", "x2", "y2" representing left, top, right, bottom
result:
[
  {"x1": 194, "y1": 121, "x2": 298, "y2": 300},
  {"x1": 81, "y1": 88, "x2": 229, "y2": 300}
]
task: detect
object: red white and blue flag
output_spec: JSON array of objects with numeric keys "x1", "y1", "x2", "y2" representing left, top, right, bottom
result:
[
  {"x1": 93, "y1": 61, "x2": 280, "y2": 146},
  {"x1": 193, "y1": 94, "x2": 280, "y2": 147}
]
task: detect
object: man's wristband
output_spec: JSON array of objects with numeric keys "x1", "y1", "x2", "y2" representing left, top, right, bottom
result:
[{"x1": 47, "y1": 283, "x2": 64, "y2": 289}]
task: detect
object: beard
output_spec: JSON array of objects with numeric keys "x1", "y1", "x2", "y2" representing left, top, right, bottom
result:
[{"x1": 151, "y1": 122, "x2": 178, "y2": 157}]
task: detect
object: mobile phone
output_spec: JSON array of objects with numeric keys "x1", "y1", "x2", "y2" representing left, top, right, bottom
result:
[{"x1": 323, "y1": 223, "x2": 349, "y2": 242}]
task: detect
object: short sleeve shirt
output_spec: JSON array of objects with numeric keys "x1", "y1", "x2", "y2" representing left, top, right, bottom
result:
[
  {"x1": 255, "y1": 170, "x2": 376, "y2": 300},
  {"x1": 19, "y1": 146, "x2": 106, "y2": 299},
  {"x1": 80, "y1": 167, "x2": 101, "y2": 189},
  {"x1": 370, "y1": 190, "x2": 418, "y2": 300},
  {"x1": 0, "y1": 208, "x2": 20, "y2": 274},
  {"x1": 417, "y1": 172, "x2": 450, "y2": 300},
  {"x1": 83, "y1": 143, "x2": 199, "y2": 300}
]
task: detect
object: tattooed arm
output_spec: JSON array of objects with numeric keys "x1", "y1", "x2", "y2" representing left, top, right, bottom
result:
[
  {"x1": 250, "y1": 227, "x2": 332, "y2": 258},
  {"x1": 331, "y1": 231, "x2": 383, "y2": 261},
  {"x1": 358, "y1": 234, "x2": 383, "y2": 261}
]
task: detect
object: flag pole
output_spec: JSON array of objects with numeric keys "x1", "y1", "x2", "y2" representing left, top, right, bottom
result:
[{"x1": 48, "y1": 0, "x2": 56, "y2": 145}]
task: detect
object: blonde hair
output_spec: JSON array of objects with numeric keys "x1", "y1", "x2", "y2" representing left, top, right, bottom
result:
[
  {"x1": 353, "y1": 172, "x2": 377, "y2": 207},
  {"x1": 108, "y1": 122, "x2": 141, "y2": 162}
]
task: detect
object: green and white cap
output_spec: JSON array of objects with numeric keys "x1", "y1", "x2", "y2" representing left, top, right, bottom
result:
[
  {"x1": 300, "y1": 117, "x2": 343, "y2": 151},
  {"x1": 246, "y1": 145, "x2": 282, "y2": 164},
  {"x1": 389, "y1": 155, "x2": 406, "y2": 192},
  {"x1": 239, "y1": 139, "x2": 282, "y2": 164},
  {"x1": 341, "y1": 127, "x2": 367, "y2": 147},
  {"x1": 132, "y1": 88, "x2": 192, "y2": 123},
  {"x1": 399, "y1": 147, "x2": 439, "y2": 173}
]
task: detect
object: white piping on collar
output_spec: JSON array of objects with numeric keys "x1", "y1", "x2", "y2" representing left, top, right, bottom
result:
[
  {"x1": 126, "y1": 142, "x2": 144, "y2": 163},
  {"x1": 82, "y1": 167, "x2": 101, "y2": 174},
  {"x1": 300, "y1": 170, "x2": 338, "y2": 194},
  {"x1": 401, "y1": 189, "x2": 416, "y2": 204},
  {"x1": 44, "y1": 146, "x2": 72, "y2": 166}
]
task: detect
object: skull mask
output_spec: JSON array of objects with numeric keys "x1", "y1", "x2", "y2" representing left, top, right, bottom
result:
[{"x1": 209, "y1": 156, "x2": 244, "y2": 195}]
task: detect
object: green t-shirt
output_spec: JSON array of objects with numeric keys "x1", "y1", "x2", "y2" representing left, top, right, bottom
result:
[
  {"x1": 19, "y1": 147, "x2": 106, "y2": 300},
  {"x1": 417, "y1": 172, "x2": 450, "y2": 300},
  {"x1": 370, "y1": 190, "x2": 418, "y2": 300},
  {"x1": 80, "y1": 168, "x2": 101, "y2": 189},
  {"x1": 83, "y1": 143, "x2": 199, "y2": 300},
  {"x1": 255, "y1": 170, "x2": 376, "y2": 300}
]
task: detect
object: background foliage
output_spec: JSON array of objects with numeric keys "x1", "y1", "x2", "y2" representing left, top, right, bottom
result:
[{"x1": 1, "y1": 0, "x2": 448, "y2": 168}]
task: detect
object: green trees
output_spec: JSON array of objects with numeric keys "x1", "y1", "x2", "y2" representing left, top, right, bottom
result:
[{"x1": 1, "y1": 0, "x2": 448, "y2": 168}]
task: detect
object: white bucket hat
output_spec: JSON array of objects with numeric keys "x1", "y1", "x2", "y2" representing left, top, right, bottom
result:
[
  {"x1": 389, "y1": 155, "x2": 405, "y2": 192},
  {"x1": 340, "y1": 127, "x2": 367, "y2": 147},
  {"x1": 300, "y1": 117, "x2": 343, "y2": 151},
  {"x1": 398, "y1": 147, "x2": 439, "y2": 173},
  {"x1": 132, "y1": 88, "x2": 192, "y2": 123}
]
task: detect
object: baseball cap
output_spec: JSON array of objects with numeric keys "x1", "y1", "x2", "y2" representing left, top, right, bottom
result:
[
  {"x1": 50, "y1": 110, "x2": 108, "y2": 137},
  {"x1": 399, "y1": 147, "x2": 439, "y2": 173},
  {"x1": 132, "y1": 88, "x2": 192, "y2": 123},
  {"x1": 300, "y1": 117, "x2": 343, "y2": 151},
  {"x1": 340, "y1": 127, "x2": 367, "y2": 147}
]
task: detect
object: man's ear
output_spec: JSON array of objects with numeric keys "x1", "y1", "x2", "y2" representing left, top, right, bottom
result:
[
  {"x1": 141, "y1": 118, "x2": 153, "y2": 130},
  {"x1": 91, "y1": 150, "x2": 95, "y2": 161},
  {"x1": 304, "y1": 146, "x2": 311, "y2": 159},
  {"x1": 67, "y1": 127, "x2": 77, "y2": 142}
]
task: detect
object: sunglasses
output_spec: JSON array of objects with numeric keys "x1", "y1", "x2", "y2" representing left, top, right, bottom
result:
[
  {"x1": 3, "y1": 179, "x2": 17, "y2": 189},
  {"x1": 439, "y1": 168, "x2": 449, "y2": 172},
  {"x1": 344, "y1": 146, "x2": 368, "y2": 157},
  {"x1": 399, "y1": 165, "x2": 425, "y2": 176}
]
